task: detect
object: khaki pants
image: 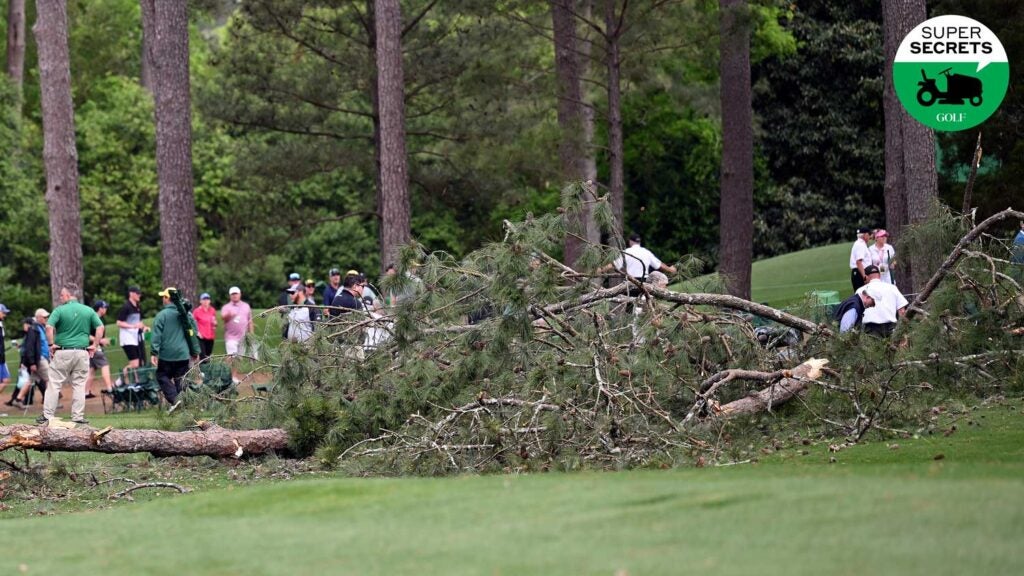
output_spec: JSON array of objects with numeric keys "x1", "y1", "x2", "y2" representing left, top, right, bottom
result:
[
  {"x1": 32, "y1": 357, "x2": 50, "y2": 386},
  {"x1": 45, "y1": 349, "x2": 89, "y2": 421}
]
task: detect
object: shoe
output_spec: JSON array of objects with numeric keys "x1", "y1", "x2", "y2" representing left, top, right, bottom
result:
[
  {"x1": 71, "y1": 418, "x2": 89, "y2": 425},
  {"x1": 35, "y1": 415, "x2": 48, "y2": 425},
  {"x1": 3, "y1": 399, "x2": 12, "y2": 406},
  {"x1": 102, "y1": 389, "x2": 113, "y2": 395},
  {"x1": 12, "y1": 399, "x2": 24, "y2": 409},
  {"x1": 85, "y1": 393, "x2": 96, "y2": 399},
  {"x1": 167, "y1": 400, "x2": 182, "y2": 414}
]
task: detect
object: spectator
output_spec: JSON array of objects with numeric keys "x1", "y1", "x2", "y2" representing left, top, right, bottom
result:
[
  {"x1": 0, "y1": 303, "x2": 9, "y2": 395},
  {"x1": 303, "y1": 279, "x2": 322, "y2": 323},
  {"x1": 86, "y1": 301, "x2": 113, "y2": 398},
  {"x1": 117, "y1": 286, "x2": 148, "y2": 369},
  {"x1": 13, "y1": 309, "x2": 52, "y2": 408},
  {"x1": 332, "y1": 274, "x2": 369, "y2": 312},
  {"x1": 835, "y1": 286, "x2": 881, "y2": 333},
  {"x1": 45, "y1": 283, "x2": 103, "y2": 425},
  {"x1": 857, "y1": 265, "x2": 909, "y2": 337},
  {"x1": 220, "y1": 286, "x2": 254, "y2": 383},
  {"x1": 869, "y1": 229, "x2": 897, "y2": 285},
  {"x1": 286, "y1": 285, "x2": 314, "y2": 342},
  {"x1": 278, "y1": 272, "x2": 302, "y2": 308},
  {"x1": 150, "y1": 288, "x2": 199, "y2": 408},
  {"x1": 322, "y1": 268, "x2": 342, "y2": 316},
  {"x1": 1013, "y1": 221, "x2": 1024, "y2": 264},
  {"x1": 6, "y1": 317, "x2": 39, "y2": 407},
  {"x1": 849, "y1": 228, "x2": 873, "y2": 290},
  {"x1": 193, "y1": 292, "x2": 217, "y2": 362},
  {"x1": 359, "y1": 274, "x2": 382, "y2": 311},
  {"x1": 600, "y1": 233, "x2": 677, "y2": 290}
]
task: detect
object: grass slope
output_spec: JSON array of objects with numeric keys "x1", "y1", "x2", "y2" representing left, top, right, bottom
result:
[
  {"x1": 750, "y1": 243, "x2": 851, "y2": 307},
  {"x1": 7, "y1": 403, "x2": 1023, "y2": 575}
]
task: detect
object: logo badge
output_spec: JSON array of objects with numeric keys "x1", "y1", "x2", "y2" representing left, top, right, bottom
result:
[{"x1": 893, "y1": 15, "x2": 1009, "y2": 131}]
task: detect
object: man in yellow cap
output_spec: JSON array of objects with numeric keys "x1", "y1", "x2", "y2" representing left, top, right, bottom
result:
[{"x1": 150, "y1": 288, "x2": 199, "y2": 408}]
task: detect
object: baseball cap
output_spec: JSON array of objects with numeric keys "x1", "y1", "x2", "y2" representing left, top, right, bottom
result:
[
  {"x1": 863, "y1": 265, "x2": 880, "y2": 276},
  {"x1": 875, "y1": 229, "x2": 888, "y2": 238},
  {"x1": 329, "y1": 268, "x2": 341, "y2": 277},
  {"x1": 856, "y1": 227, "x2": 872, "y2": 236},
  {"x1": 288, "y1": 272, "x2": 301, "y2": 281},
  {"x1": 0, "y1": 303, "x2": 9, "y2": 314},
  {"x1": 35, "y1": 308, "x2": 50, "y2": 318},
  {"x1": 127, "y1": 285, "x2": 141, "y2": 294},
  {"x1": 93, "y1": 300, "x2": 108, "y2": 310},
  {"x1": 200, "y1": 292, "x2": 211, "y2": 300},
  {"x1": 21, "y1": 316, "x2": 33, "y2": 325},
  {"x1": 305, "y1": 278, "x2": 315, "y2": 286},
  {"x1": 628, "y1": 232, "x2": 642, "y2": 243},
  {"x1": 346, "y1": 269, "x2": 359, "y2": 277},
  {"x1": 229, "y1": 286, "x2": 241, "y2": 295},
  {"x1": 286, "y1": 284, "x2": 302, "y2": 294},
  {"x1": 158, "y1": 287, "x2": 176, "y2": 298}
]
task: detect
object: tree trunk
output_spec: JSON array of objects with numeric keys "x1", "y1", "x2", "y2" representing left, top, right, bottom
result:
[
  {"x1": 882, "y1": 0, "x2": 937, "y2": 293},
  {"x1": 151, "y1": 0, "x2": 199, "y2": 300},
  {"x1": 579, "y1": 0, "x2": 600, "y2": 248},
  {"x1": 374, "y1": 0, "x2": 411, "y2": 269},
  {"x1": 139, "y1": 0, "x2": 156, "y2": 92},
  {"x1": 34, "y1": 0, "x2": 84, "y2": 308},
  {"x1": 6, "y1": 0, "x2": 25, "y2": 93},
  {"x1": 605, "y1": 0, "x2": 624, "y2": 238},
  {"x1": 0, "y1": 422, "x2": 289, "y2": 458},
  {"x1": 552, "y1": 0, "x2": 588, "y2": 265},
  {"x1": 717, "y1": 0, "x2": 754, "y2": 299}
]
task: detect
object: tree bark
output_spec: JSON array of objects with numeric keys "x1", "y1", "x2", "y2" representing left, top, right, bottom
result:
[
  {"x1": 711, "y1": 359, "x2": 828, "y2": 419},
  {"x1": 552, "y1": 0, "x2": 589, "y2": 265},
  {"x1": 0, "y1": 422, "x2": 289, "y2": 458},
  {"x1": 374, "y1": 0, "x2": 411, "y2": 270},
  {"x1": 579, "y1": 0, "x2": 600, "y2": 248},
  {"x1": 139, "y1": 0, "x2": 156, "y2": 92},
  {"x1": 717, "y1": 0, "x2": 754, "y2": 300},
  {"x1": 151, "y1": 0, "x2": 199, "y2": 300},
  {"x1": 6, "y1": 0, "x2": 25, "y2": 93},
  {"x1": 604, "y1": 0, "x2": 625, "y2": 237},
  {"x1": 34, "y1": 0, "x2": 84, "y2": 308},
  {"x1": 882, "y1": 0, "x2": 937, "y2": 293}
]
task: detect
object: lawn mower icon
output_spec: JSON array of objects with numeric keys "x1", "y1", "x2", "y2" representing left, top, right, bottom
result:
[{"x1": 917, "y1": 68, "x2": 983, "y2": 107}]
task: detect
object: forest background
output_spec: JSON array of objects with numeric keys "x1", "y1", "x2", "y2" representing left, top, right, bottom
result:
[{"x1": 0, "y1": 0, "x2": 1020, "y2": 325}]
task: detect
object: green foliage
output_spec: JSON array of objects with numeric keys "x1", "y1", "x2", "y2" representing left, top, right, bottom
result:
[{"x1": 752, "y1": 0, "x2": 885, "y2": 256}]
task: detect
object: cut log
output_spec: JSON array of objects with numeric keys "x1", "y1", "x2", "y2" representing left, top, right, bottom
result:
[
  {"x1": 712, "y1": 358, "x2": 829, "y2": 419},
  {"x1": 0, "y1": 421, "x2": 288, "y2": 458}
]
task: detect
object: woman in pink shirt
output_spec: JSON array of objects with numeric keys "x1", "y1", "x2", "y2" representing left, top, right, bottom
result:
[{"x1": 193, "y1": 293, "x2": 217, "y2": 361}]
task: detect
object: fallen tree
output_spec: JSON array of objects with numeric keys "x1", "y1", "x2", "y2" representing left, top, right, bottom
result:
[{"x1": 0, "y1": 421, "x2": 288, "y2": 458}]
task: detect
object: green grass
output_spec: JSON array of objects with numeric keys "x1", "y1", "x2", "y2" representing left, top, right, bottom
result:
[
  {"x1": 5, "y1": 402, "x2": 1023, "y2": 575},
  {"x1": 750, "y1": 243, "x2": 851, "y2": 307}
]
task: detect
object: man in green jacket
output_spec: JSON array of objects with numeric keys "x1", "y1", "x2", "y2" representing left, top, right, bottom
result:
[{"x1": 150, "y1": 288, "x2": 199, "y2": 407}]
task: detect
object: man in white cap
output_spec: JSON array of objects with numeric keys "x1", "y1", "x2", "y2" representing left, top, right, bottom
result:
[
  {"x1": 849, "y1": 228, "x2": 873, "y2": 290},
  {"x1": 13, "y1": 307, "x2": 53, "y2": 408},
  {"x1": 220, "y1": 286, "x2": 253, "y2": 383}
]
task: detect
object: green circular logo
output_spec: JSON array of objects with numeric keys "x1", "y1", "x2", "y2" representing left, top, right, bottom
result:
[{"x1": 893, "y1": 15, "x2": 1009, "y2": 131}]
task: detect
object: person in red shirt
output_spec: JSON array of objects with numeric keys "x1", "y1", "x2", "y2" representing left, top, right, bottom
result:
[{"x1": 193, "y1": 292, "x2": 217, "y2": 362}]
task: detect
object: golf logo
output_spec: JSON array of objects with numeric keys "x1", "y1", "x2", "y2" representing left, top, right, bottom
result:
[{"x1": 894, "y1": 15, "x2": 1009, "y2": 131}]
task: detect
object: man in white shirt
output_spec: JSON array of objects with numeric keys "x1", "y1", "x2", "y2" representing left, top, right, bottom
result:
[
  {"x1": 856, "y1": 265, "x2": 908, "y2": 337},
  {"x1": 849, "y1": 228, "x2": 873, "y2": 291},
  {"x1": 601, "y1": 233, "x2": 676, "y2": 288}
]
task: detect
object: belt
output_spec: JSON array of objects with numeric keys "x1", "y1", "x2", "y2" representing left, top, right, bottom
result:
[{"x1": 56, "y1": 347, "x2": 89, "y2": 351}]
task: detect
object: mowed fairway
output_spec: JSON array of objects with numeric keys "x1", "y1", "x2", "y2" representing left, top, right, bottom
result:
[
  {"x1": 6, "y1": 404, "x2": 1024, "y2": 576},
  {"x1": 750, "y1": 243, "x2": 852, "y2": 307}
]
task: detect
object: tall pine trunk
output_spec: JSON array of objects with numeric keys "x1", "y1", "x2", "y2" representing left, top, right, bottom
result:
[
  {"x1": 34, "y1": 0, "x2": 83, "y2": 307},
  {"x1": 374, "y1": 0, "x2": 410, "y2": 269},
  {"x1": 604, "y1": 0, "x2": 624, "y2": 238},
  {"x1": 6, "y1": 0, "x2": 25, "y2": 94},
  {"x1": 882, "y1": 0, "x2": 937, "y2": 293},
  {"x1": 717, "y1": 0, "x2": 754, "y2": 299},
  {"x1": 139, "y1": 0, "x2": 156, "y2": 92},
  {"x1": 552, "y1": 0, "x2": 588, "y2": 265},
  {"x1": 151, "y1": 0, "x2": 198, "y2": 300},
  {"x1": 579, "y1": 0, "x2": 599, "y2": 247}
]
